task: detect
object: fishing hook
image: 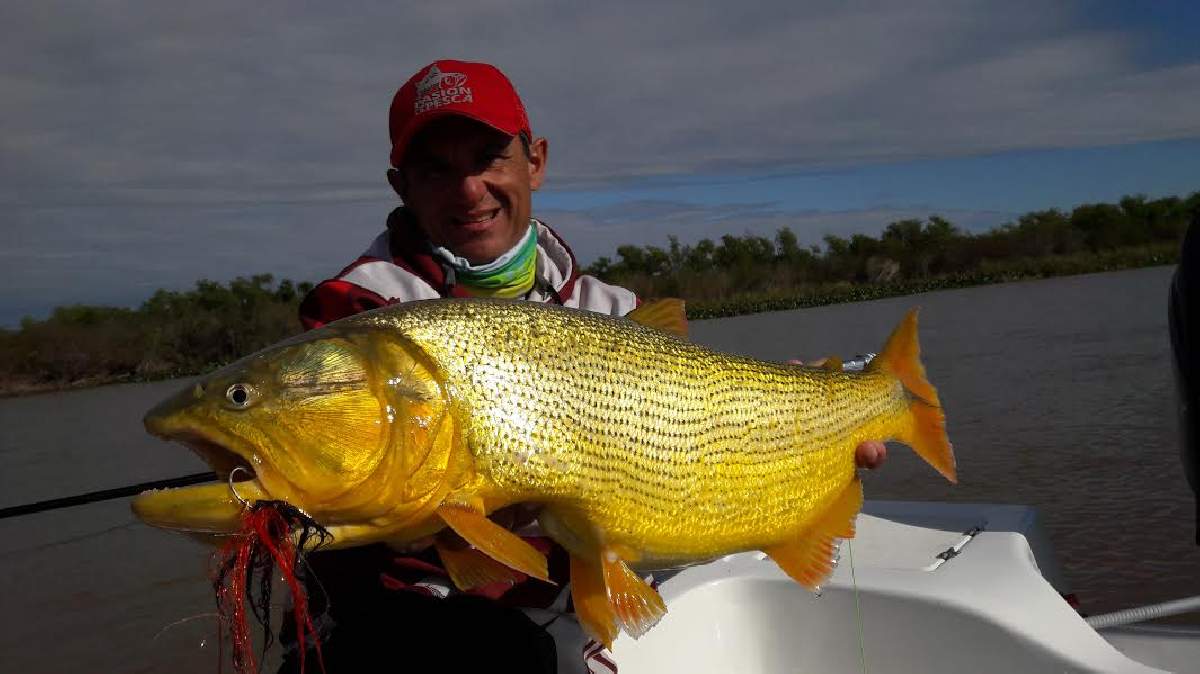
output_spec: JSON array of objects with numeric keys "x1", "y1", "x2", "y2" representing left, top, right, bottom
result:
[{"x1": 228, "y1": 466, "x2": 252, "y2": 509}]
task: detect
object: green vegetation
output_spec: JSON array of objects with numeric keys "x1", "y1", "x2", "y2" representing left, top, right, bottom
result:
[
  {"x1": 0, "y1": 275, "x2": 311, "y2": 396},
  {"x1": 1, "y1": 191, "x2": 1196, "y2": 396},
  {"x1": 583, "y1": 193, "x2": 1197, "y2": 317}
]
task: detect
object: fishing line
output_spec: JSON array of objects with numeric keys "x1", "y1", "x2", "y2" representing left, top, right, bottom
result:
[
  {"x1": 849, "y1": 538, "x2": 869, "y2": 673},
  {"x1": 151, "y1": 612, "x2": 221, "y2": 642}
]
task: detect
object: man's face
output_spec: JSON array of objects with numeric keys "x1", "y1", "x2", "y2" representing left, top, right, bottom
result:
[{"x1": 392, "y1": 116, "x2": 547, "y2": 265}]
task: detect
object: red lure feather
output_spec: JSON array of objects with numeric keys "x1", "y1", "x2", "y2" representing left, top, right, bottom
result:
[{"x1": 213, "y1": 501, "x2": 330, "y2": 674}]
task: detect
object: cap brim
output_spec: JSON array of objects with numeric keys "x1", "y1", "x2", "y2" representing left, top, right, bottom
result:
[{"x1": 390, "y1": 108, "x2": 523, "y2": 168}]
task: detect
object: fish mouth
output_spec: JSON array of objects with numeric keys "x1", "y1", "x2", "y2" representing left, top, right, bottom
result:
[
  {"x1": 176, "y1": 432, "x2": 258, "y2": 484},
  {"x1": 130, "y1": 430, "x2": 407, "y2": 549},
  {"x1": 132, "y1": 430, "x2": 271, "y2": 535}
]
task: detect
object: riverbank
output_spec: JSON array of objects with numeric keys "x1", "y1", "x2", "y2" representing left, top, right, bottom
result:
[
  {"x1": 684, "y1": 243, "x2": 1177, "y2": 319},
  {"x1": 0, "y1": 370, "x2": 199, "y2": 399},
  {"x1": 0, "y1": 275, "x2": 305, "y2": 399},
  {"x1": 6, "y1": 189, "x2": 1194, "y2": 396},
  {"x1": 0, "y1": 253, "x2": 1181, "y2": 396},
  {"x1": 1, "y1": 244, "x2": 1179, "y2": 398}
]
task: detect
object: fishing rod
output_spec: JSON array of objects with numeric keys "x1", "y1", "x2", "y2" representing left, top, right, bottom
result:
[{"x1": 0, "y1": 471, "x2": 217, "y2": 520}]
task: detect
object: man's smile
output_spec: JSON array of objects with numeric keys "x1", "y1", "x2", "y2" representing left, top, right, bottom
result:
[{"x1": 454, "y1": 208, "x2": 502, "y2": 232}]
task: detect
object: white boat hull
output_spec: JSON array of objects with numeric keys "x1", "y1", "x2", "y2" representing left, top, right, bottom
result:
[{"x1": 611, "y1": 501, "x2": 1184, "y2": 673}]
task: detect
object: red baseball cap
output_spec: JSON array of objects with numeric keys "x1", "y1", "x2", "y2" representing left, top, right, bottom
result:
[{"x1": 388, "y1": 59, "x2": 532, "y2": 168}]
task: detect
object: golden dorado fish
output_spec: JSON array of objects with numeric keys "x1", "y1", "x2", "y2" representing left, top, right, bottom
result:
[{"x1": 134, "y1": 298, "x2": 954, "y2": 646}]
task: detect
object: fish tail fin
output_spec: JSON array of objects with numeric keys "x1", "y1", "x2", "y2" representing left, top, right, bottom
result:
[{"x1": 869, "y1": 308, "x2": 957, "y2": 483}]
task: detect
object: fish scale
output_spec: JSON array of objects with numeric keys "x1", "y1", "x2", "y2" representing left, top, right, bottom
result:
[{"x1": 349, "y1": 299, "x2": 910, "y2": 559}]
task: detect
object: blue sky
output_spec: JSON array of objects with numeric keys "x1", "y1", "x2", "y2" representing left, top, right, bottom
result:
[
  {"x1": 1083, "y1": 2, "x2": 1200, "y2": 65},
  {"x1": 2, "y1": 1, "x2": 1198, "y2": 325},
  {"x1": 540, "y1": 139, "x2": 1200, "y2": 215}
]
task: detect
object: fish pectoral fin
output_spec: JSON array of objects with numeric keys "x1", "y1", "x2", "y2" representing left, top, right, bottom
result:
[
  {"x1": 821, "y1": 356, "x2": 843, "y2": 371},
  {"x1": 434, "y1": 533, "x2": 527, "y2": 591},
  {"x1": 435, "y1": 504, "x2": 550, "y2": 583},
  {"x1": 624, "y1": 298, "x2": 688, "y2": 339},
  {"x1": 600, "y1": 547, "x2": 667, "y2": 640},
  {"x1": 570, "y1": 554, "x2": 619, "y2": 649},
  {"x1": 765, "y1": 477, "x2": 864, "y2": 591}
]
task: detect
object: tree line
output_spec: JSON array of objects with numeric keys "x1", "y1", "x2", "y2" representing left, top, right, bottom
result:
[
  {"x1": 1, "y1": 191, "x2": 1196, "y2": 395},
  {"x1": 583, "y1": 192, "x2": 1199, "y2": 303},
  {"x1": 0, "y1": 275, "x2": 311, "y2": 394}
]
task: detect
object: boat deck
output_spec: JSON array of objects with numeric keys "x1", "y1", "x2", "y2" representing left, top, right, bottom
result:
[{"x1": 611, "y1": 501, "x2": 1195, "y2": 673}]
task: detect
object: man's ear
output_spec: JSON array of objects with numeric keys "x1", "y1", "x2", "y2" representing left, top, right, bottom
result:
[
  {"x1": 528, "y1": 137, "x2": 548, "y2": 191},
  {"x1": 387, "y1": 168, "x2": 407, "y2": 201}
]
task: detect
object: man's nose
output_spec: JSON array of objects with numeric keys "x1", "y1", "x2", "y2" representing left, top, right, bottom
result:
[{"x1": 452, "y1": 171, "x2": 488, "y2": 204}]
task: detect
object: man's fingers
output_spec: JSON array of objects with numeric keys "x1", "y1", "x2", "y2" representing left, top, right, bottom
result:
[
  {"x1": 855, "y1": 441, "x2": 888, "y2": 470},
  {"x1": 786, "y1": 357, "x2": 828, "y2": 366}
]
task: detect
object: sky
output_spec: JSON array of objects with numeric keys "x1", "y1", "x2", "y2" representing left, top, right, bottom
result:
[{"x1": 2, "y1": 1, "x2": 1199, "y2": 326}]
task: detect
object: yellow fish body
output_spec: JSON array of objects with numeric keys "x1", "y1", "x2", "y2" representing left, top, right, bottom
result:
[{"x1": 134, "y1": 298, "x2": 954, "y2": 646}]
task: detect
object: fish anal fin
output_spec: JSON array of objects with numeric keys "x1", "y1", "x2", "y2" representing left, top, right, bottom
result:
[
  {"x1": 601, "y1": 547, "x2": 667, "y2": 640},
  {"x1": 570, "y1": 554, "x2": 619, "y2": 649},
  {"x1": 766, "y1": 478, "x2": 864, "y2": 591},
  {"x1": 625, "y1": 299, "x2": 688, "y2": 339},
  {"x1": 435, "y1": 504, "x2": 550, "y2": 583},
  {"x1": 434, "y1": 534, "x2": 525, "y2": 591}
]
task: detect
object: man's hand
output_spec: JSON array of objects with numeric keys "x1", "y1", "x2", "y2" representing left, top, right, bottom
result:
[
  {"x1": 854, "y1": 440, "x2": 888, "y2": 470},
  {"x1": 789, "y1": 358, "x2": 889, "y2": 471}
]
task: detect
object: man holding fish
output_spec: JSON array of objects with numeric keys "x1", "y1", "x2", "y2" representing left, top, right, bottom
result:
[{"x1": 281, "y1": 59, "x2": 891, "y2": 673}]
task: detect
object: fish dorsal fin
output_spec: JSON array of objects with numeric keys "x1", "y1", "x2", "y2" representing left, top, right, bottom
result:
[{"x1": 625, "y1": 298, "x2": 688, "y2": 339}]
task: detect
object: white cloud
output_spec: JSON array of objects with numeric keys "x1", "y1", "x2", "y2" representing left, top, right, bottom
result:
[
  {"x1": 2, "y1": 0, "x2": 1198, "y2": 200},
  {"x1": 1, "y1": 1, "x2": 1196, "y2": 322}
]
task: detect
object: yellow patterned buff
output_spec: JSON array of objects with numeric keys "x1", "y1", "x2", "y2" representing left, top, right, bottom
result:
[{"x1": 435, "y1": 224, "x2": 538, "y2": 299}]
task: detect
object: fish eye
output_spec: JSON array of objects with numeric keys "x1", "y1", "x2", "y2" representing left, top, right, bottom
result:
[{"x1": 225, "y1": 383, "x2": 256, "y2": 409}]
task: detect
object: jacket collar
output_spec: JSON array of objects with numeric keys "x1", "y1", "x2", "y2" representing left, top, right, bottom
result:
[{"x1": 384, "y1": 207, "x2": 580, "y2": 300}]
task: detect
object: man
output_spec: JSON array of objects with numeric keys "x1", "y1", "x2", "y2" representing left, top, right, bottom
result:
[
  {"x1": 299, "y1": 59, "x2": 636, "y2": 327},
  {"x1": 1170, "y1": 214, "x2": 1200, "y2": 545},
  {"x1": 287, "y1": 59, "x2": 886, "y2": 673}
]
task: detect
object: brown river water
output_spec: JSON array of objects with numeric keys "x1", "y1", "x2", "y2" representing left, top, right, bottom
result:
[{"x1": 1, "y1": 266, "x2": 1197, "y2": 672}]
